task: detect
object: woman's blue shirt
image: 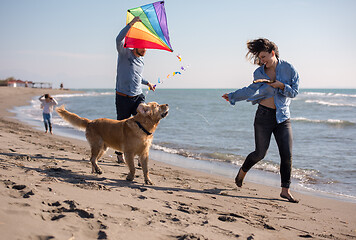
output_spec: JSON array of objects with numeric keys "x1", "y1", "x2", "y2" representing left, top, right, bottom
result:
[{"x1": 228, "y1": 59, "x2": 299, "y2": 123}]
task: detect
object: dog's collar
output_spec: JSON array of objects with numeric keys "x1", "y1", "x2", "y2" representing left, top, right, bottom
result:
[{"x1": 135, "y1": 121, "x2": 152, "y2": 135}]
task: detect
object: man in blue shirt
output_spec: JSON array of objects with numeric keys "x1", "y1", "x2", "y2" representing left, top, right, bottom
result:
[{"x1": 115, "y1": 16, "x2": 156, "y2": 163}]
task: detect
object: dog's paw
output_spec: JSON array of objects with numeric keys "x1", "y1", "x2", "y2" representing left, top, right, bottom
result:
[
  {"x1": 126, "y1": 175, "x2": 134, "y2": 181},
  {"x1": 145, "y1": 179, "x2": 153, "y2": 185},
  {"x1": 96, "y1": 168, "x2": 103, "y2": 175}
]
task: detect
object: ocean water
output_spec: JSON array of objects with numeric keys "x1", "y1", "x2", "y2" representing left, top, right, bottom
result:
[{"x1": 12, "y1": 88, "x2": 356, "y2": 202}]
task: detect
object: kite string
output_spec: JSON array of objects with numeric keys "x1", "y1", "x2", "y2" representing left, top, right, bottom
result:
[{"x1": 174, "y1": 107, "x2": 217, "y2": 126}]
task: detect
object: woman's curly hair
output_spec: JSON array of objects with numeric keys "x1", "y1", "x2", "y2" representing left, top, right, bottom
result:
[{"x1": 246, "y1": 38, "x2": 279, "y2": 66}]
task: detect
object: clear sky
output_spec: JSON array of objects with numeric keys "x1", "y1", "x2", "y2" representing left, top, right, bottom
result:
[{"x1": 1, "y1": 0, "x2": 355, "y2": 89}]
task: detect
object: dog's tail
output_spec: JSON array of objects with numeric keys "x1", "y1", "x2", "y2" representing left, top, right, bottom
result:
[{"x1": 56, "y1": 105, "x2": 90, "y2": 130}]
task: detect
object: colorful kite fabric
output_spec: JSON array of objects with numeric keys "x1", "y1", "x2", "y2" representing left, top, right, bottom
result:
[{"x1": 125, "y1": 1, "x2": 173, "y2": 52}]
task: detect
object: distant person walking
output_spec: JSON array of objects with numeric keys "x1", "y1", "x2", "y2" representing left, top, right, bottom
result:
[
  {"x1": 39, "y1": 94, "x2": 58, "y2": 134},
  {"x1": 114, "y1": 16, "x2": 156, "y2": 163},
  {"x1": 222, "y1": 38, "x2": 300, "y2": 203}
]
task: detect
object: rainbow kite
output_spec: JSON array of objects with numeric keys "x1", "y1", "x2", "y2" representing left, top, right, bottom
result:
[{"x1": 124, "y1": 1, "x2": 173, "y2": 52}]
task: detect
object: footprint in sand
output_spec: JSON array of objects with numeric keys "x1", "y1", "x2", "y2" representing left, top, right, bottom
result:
[
  {"x1": 98, "y1": 230, "x2": 107, "y2": 239},
  {"x1": 10, "y1": 183, "x2": 35, "y2": 198},
  {"x1": 138, "y1": 195, "x2": 147, "y2": 200},
  {"x1": 51, "y1": 214, "x2": 65, "y2": 221},
  {"x1": 23, "y1": 190, "x2": 34, "y2": 198},
  {"x1": 218, "y1": 215, "x2": 236, "y2": 222},
  {"x1": 97, "y1": 220, "x2": 108, "y2": 239},
  {"x1": 176, "y1": 233, "x2": 208, "y2": 240},
  {"x1": 47, "y1": 200, "x2": 95, "y2": 219},
  {"x1": 12, "y1": 184, "x2": 26, "y2": 190}
]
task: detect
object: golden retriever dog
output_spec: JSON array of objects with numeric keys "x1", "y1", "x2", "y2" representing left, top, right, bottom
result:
[{"x1": 56, "y1": 102, "x2": 169, "y2": 185}]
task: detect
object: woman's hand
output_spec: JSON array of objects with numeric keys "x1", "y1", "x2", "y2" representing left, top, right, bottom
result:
[
  {"x1": 222, "y1": 93, "x2": 229, "y2": 102},
  {"x1": 268, "y1": 80, "x2": 285, "y2": 90}
]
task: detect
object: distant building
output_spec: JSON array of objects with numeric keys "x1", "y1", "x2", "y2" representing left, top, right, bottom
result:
[
  {"x1": 7, "y1": 80, "x2": 34, "y2": 88},
  {"x1": 32, "y1": 82, "x2": 52, "y2": 89},
  {"x1": 7, "y1": 80, "x2": 51, "y2": 88}
]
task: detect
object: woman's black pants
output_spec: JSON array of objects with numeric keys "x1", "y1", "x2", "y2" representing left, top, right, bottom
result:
[{"x1": 241, "y1": 104, "x2": 293, "y2": 188}]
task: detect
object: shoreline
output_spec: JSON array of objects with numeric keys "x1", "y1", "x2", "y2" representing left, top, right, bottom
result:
[
  {"x1": 12, "y1": 88, "x2": 356, "y2": 204},
  {"x1": 0, "y1": 86, "x2": 355, "y2": 239}
]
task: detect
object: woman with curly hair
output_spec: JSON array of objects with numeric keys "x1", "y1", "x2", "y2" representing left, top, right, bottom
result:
[{"x1": 222, "y1": 38, "x2": 300, "y2": 203}]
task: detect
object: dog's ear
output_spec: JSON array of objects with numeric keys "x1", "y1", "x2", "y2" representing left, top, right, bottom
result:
[{"x1": 137, "y1": 103, "x2": 150, "y2": 115}]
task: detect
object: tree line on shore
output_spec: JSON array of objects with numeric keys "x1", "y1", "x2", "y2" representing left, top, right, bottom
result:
[{"x1": 0, "y1": 77, "x2": 18, "y2": 86}]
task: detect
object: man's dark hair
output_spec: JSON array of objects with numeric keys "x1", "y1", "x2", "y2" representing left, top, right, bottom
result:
[{"x1": 246, "y1": 38, "x2": 279, "y2": 66}]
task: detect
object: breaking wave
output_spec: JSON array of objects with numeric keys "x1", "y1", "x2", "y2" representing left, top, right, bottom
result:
[
  {"x1": 151, "y1": 143, "x2": 321, "y2": 185},
  {"x1": 305, "y1": 100, "x2": 356, "y2": 107},
  {"x1": 292, "y1": 117, "x2": 355, "y2": 127}
]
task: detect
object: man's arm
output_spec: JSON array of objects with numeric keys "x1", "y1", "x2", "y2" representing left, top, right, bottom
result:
[
  {"x1": 141, "y1": 79, "x2": 156, "y2": 92},
  {"x1": 141, "y1": 79, "x2": 149, "y2": 85},
  {"x1": 116, "y1": 17, "x2": 142, "y2": 53}
]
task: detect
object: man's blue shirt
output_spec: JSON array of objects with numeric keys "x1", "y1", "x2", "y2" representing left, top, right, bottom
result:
[
  {"x1": 115, "y1": 24, "x2": 148, "y2": 96},
  {"x1": 228, "y1": 59, "x2": 299, "y2": 123}
]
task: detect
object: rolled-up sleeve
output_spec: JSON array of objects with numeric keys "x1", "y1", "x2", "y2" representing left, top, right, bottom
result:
[
  {"x1": 228, "y1": 83, "x2": 260, "y2": 105},
  {"x1": 279, "y1": 66, "x2": 299, "y2": 98},
  {"x1": 141, "y1": 79, "x2": 149, "y2": 85}
]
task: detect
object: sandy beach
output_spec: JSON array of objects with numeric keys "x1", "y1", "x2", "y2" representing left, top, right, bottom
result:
[{"x1": 0, "y1": 87, "x2": 355, "y2": 240}]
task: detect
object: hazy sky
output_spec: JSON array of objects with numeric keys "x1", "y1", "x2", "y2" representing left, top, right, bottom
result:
[{"x1": 1, "y1": 0, "x2": 355, "y2": 89}]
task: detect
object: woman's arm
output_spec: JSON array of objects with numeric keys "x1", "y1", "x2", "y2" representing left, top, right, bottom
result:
[
  {"x1": 52, "y1": 98, "x2": 58, "y2": 105},
  {"x1": 278, "y1": 66, "x2": 299, "y2": 98},
  {"x1": 223, "y1": 83, "x2": 260, "y2": 105}
]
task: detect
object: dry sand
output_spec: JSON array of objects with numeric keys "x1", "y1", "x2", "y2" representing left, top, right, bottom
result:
[{"x1": 0, "y1": 86, "x2": 355, "y2": 240}]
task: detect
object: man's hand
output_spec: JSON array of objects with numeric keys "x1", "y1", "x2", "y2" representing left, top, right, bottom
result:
[
  {"x1": 129, "y1": 16, "x2": 141, "y2": 27},
  {"x1": 147, "y1": 83, "x2": 156, "y2": 91}
]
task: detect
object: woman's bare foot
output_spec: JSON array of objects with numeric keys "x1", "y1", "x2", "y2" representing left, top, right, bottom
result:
[
  {"x1": 235, "y1": 168, "x2": 246, "y2": 187},
  {"x1": 280, "y1": 187, "x2": 299, "y2": 203}
]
